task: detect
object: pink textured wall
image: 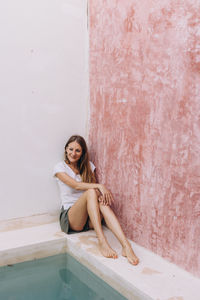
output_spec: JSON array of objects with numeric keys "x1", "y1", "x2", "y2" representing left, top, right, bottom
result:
[{"x1": 88, "y1": 0, "x2": 200, "y2": 277}]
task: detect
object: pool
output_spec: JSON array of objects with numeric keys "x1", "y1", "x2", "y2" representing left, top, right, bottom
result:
[{"x1": 0, "y1": 253, "x2": 127, "y2": 300}]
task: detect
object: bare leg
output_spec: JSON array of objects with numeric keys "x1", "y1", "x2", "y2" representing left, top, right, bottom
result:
[
  {"x1": 99, "y1": 204, "x2": 139, "y2": 265},
  {"x1": 68, "y1": 189, "x2": 117, "y2": 258}
]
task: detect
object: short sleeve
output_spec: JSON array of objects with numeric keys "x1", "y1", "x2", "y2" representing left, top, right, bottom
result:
[
  {"x1": 89, "y1": 161, "x2": 96, "y2": 173},
  {"x1": 53, "y1": 162, "x2": 66, "y2": 177}
]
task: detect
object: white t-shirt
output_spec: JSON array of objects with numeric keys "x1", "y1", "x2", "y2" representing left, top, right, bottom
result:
[{"x1": 53, "y1": 161, "x2": 95, "y2": 210}]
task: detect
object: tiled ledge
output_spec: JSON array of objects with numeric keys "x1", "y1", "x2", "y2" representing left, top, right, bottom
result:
[{"x1": 0, "y1": 214, "x2": 199, "y2": 300}]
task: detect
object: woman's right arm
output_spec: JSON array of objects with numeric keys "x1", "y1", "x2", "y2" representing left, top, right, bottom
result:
[
  {"x1": 55, "y1": 172, "x2": 113, "y2": 205},
  {"x1": 55, "y1": 172, "x2": 99, "y2": 191}
]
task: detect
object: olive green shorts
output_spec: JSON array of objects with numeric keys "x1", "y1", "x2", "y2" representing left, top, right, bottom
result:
[{"x1": 59, "y1": 206, "x2": 90, "y2": 234}]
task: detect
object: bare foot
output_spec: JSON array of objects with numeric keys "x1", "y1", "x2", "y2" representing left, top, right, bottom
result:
[
  {"x1": 99, "y1": 241, "x2": 118, "y2": 259},
  {"x1": 122, "y1": 244, "x2": 139, "y2": 265}
]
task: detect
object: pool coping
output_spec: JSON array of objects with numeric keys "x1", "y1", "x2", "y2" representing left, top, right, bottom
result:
[
  {"x1": 0, "y1": 216, "x2": 200, "y2": 300},
  {"x1": 0, "y1": 223, "x2": 149, "y2": 300}
]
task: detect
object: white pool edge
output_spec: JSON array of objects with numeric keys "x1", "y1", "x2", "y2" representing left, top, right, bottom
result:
[{"x1": 0, "y1": 220, "x2": 200, "y2": 300}]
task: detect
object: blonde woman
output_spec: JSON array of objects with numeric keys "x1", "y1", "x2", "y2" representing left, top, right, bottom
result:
[{"x1": 53, "y1": 135, "x2": 139, "y2": 265}]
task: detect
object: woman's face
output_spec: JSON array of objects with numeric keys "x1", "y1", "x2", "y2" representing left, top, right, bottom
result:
[{"x1": 66, "y1": 141, "x2": 82, "y2": 164}]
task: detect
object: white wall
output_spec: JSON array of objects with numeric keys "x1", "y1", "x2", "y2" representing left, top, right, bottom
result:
[{"x1": 0, "y1": 0, "x2": 88, "y2": 220}]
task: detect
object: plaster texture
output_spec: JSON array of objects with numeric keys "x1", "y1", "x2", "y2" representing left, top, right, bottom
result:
[{"x1": 88, "y1": 0, "x2": 200, "y2": 277}]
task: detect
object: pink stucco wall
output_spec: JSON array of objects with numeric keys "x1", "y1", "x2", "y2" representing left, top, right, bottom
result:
[{"x1": 88, "y1": 0, "x2": 200, "y2": 277}]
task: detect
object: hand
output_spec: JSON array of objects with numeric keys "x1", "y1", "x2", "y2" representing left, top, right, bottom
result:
[
  {"x1": 98, "y1": 185, "x2": 113, "y2": 206},
  {"x1": 94, "y1": 189, "x2": 107, "y2": 205}
]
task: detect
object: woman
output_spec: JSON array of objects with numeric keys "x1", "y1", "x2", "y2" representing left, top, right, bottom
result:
[{"x1": 53, "y1": 135, "x2": 139, "y2": 265}]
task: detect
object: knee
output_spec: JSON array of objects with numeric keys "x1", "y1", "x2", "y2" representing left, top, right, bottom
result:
[
  {"x1": 86, "y1": 188, "x2": 97, "y2": 199},
  {"x1": 99, "y1": 202, "x2": 111, "y2": 212}
]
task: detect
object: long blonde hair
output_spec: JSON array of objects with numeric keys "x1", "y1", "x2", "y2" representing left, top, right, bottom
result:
[{"x1": 64, "y1": 135, "x2": 96, "y2": 183}]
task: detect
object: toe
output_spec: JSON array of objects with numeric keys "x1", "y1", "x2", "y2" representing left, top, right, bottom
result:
[{"x1": 131, "y1": 257, "x2": 139, "y2": 265}]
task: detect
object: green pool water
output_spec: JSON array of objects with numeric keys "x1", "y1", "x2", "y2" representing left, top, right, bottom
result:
[{"x1": 0, "y1": 253, "x2": 127, "y2": 300}]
